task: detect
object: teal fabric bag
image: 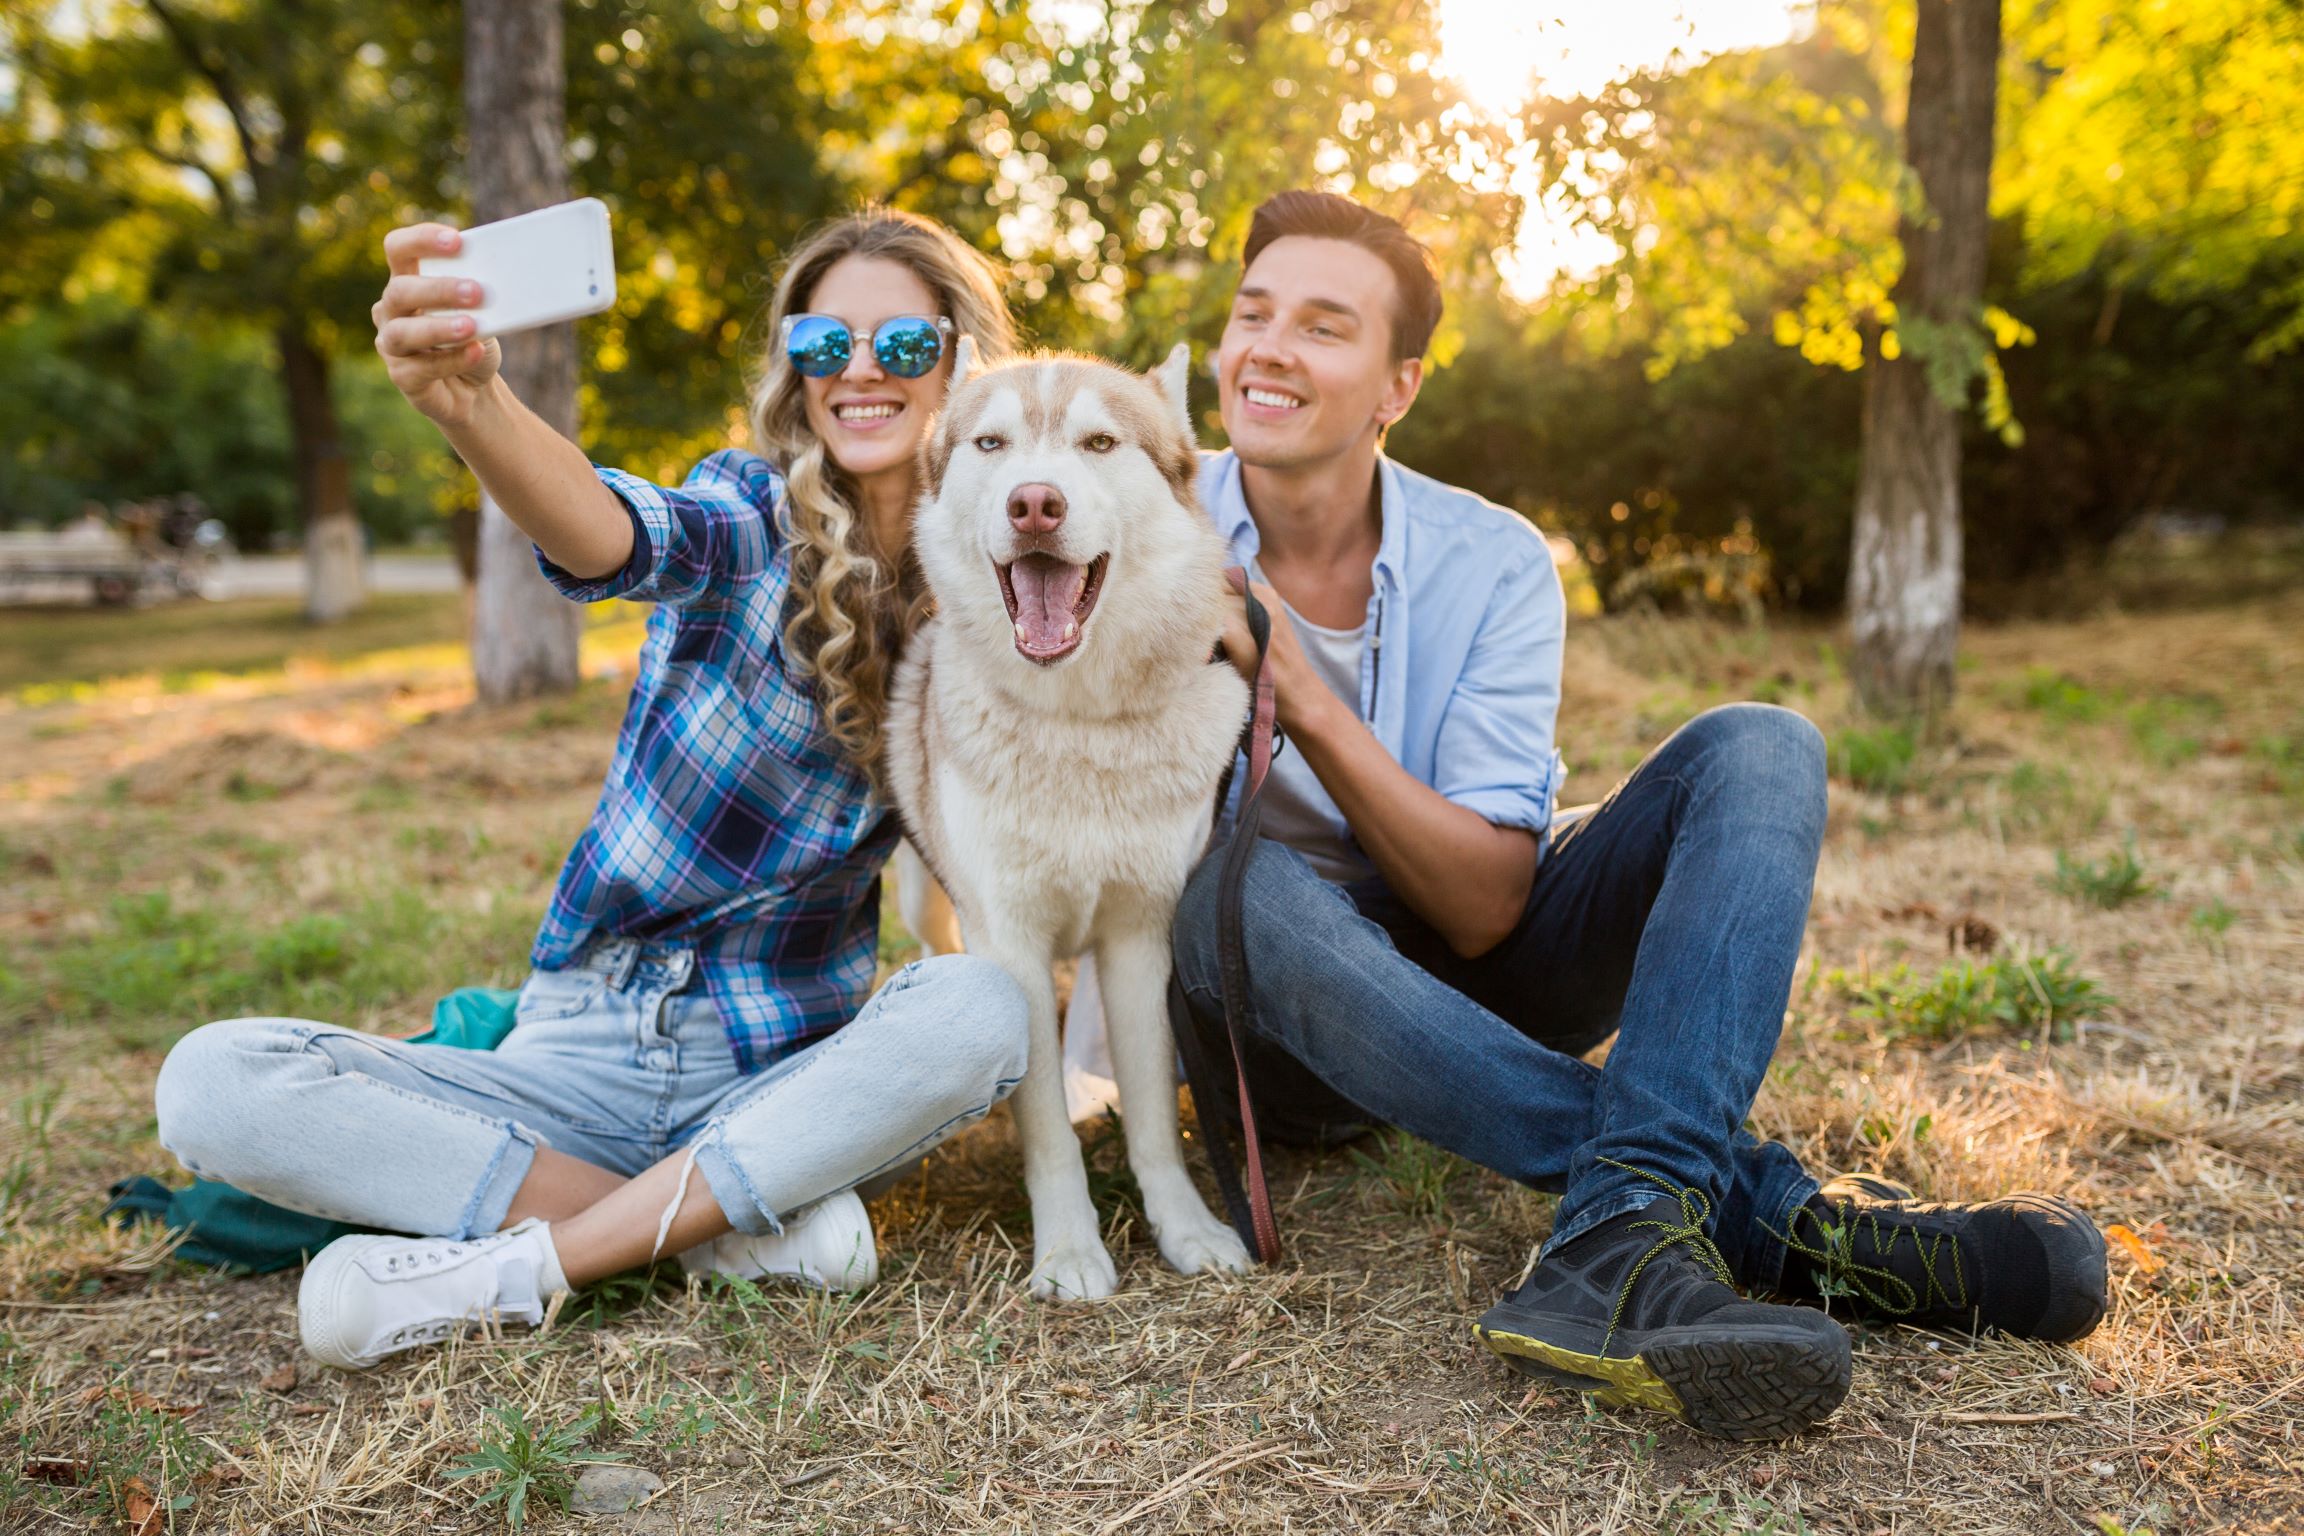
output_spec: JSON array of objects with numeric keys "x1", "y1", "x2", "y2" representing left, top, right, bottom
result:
[{"x1": 107, "y1": 987, "x2": 524, "y2": 1274}]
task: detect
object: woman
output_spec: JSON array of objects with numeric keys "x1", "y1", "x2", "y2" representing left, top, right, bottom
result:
[{"x1": 154, "y1": 208, "x2": 1027, "y2": 1371}]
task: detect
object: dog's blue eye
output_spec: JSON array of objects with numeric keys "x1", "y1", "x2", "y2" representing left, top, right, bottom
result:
[
  {"x1": 1083, "y1": 433, "x2": 1117, "y2": 453},
  {"x1": 973, "y1": 435, "x2": 1005, "y2": 452}
]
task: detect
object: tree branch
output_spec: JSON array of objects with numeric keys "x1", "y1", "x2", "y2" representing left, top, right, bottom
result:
[{"x1": 140, "y1": 0, "x2": 269, "y2": 205}]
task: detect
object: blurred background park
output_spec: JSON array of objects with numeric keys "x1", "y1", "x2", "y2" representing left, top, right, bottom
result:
[
  {"x1": 4, "y1": 3, "x2": 2302, "y2": 1533},
  {"x1": 5, "y1": 0, "x2": 2300, "y2": 642}
]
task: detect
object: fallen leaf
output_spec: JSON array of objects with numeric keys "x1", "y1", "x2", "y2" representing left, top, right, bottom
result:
[
  {"x1": 2105, "y1": 1223, "x2": 2166, "y2": 1275},
  {"x1": 289, "y1": 1401, "x2": 330, "y2": 1417},
  {"x1": 194, "y1": 1463, "x2": 246, "y2": 1492},
  {"x1": 2088, "y1": 1376, "x2": 2118, "y2": 1397},
  {"x1": 23, "y1": 1456, "x2": 90, "y2": 1486},
  {"x1": 1222, "y1": 1348, "x2": 1258, "y2": 1373},
  {"x1": 121, "y1": 1475, "x2": 164, "y2": 1536},
  {"x1": 259, "y1": 1364, "x2": 297, "y2": 1394}
]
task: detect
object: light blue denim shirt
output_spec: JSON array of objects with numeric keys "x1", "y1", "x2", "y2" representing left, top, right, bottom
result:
[{"x1": 1199, "y1": 449, "x2": 1566, "y2": 852}]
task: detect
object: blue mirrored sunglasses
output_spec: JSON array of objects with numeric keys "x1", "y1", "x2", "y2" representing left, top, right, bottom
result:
[{"x1": 780, "y1": 313, "x2": 954, "y2": 379}]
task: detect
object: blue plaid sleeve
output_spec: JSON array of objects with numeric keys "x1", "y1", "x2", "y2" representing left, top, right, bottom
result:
[{"x1": 537, "y1": 450, "x2": 782, "y2": 607}]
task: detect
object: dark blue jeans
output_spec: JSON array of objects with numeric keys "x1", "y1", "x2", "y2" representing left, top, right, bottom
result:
[{"x1": 1172, "y1": 703, "x2": 1827, "y2": 1290}]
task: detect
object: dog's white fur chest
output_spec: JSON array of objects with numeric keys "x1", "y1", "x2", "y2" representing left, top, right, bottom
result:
[{"x1": 904, "y1": 628, "x2": 1244, "y2": 953}]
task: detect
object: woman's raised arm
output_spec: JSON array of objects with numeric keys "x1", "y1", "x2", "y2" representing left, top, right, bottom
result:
[{"x1": 373, "y1": 222, "x2": 632, "y2": 580}]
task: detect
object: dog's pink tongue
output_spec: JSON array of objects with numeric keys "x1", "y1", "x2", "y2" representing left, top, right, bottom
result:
[{"x1": 1008, "y1": 554, "x2": 1086, "y2": 651}]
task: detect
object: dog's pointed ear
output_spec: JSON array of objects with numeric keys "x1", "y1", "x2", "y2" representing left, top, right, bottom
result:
[
  {"x1": 1154, "y1": 342, "x2": 1192, "y2": 431},
  {"x1": 949, "y1": 334, "x2": 982, "y2": 394}
]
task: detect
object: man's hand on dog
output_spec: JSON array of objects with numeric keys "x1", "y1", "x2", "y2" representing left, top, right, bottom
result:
[{"x1": 1218, "y1": 579, "x2": 1341, "y2": 739}]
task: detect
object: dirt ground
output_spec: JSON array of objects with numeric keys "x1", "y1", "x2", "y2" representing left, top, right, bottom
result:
[{"x1": 1, "y1": 583, "x2": 2298, "y2": 1535}]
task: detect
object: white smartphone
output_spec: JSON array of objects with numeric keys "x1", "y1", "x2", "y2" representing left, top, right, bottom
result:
[{"x1": 419, "y1": 196, "x2": 616, "y2": 339}]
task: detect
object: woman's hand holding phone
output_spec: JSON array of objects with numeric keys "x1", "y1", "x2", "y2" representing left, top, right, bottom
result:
[
  {"x1": 373, "y1": 224, "x2": 503, "y2": 430},
  {"x1": 368, "y1": 220, "x2": 635, "y2": 581}
]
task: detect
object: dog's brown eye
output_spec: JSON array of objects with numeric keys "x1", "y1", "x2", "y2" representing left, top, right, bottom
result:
[
  {"x1": 973, "y1": 434, "x2": 1006, "y2": 453},
  {"x1": 1083, "y1": 432, "x2": 1117, "y2": 454}
]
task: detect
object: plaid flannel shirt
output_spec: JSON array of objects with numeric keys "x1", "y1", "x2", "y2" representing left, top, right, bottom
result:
[{"x1": 531, "y1": 449, "x2": 895, "y2": 1074}]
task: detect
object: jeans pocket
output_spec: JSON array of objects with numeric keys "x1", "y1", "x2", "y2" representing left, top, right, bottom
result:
[{"x1": 514, "y1": 967, "x2": 608, "y2": 1025}]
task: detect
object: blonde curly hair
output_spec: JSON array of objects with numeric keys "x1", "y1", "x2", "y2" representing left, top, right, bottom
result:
[{"x1": 748, "y1": 209, "x2": 1014, "y2": 788}]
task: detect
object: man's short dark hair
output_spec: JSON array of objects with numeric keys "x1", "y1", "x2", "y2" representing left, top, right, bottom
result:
[{"x1": 1240, "y1": 191, "x2": 1443, "y2": 363}]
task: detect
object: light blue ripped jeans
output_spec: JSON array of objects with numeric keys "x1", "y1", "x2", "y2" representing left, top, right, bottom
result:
[{"x1": 154, "y1": 944, "x2": 1029, "y2": 1242}]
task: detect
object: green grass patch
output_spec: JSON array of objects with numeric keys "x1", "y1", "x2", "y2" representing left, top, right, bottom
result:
[
  {"x1": 2123, "y1": 692, "x2": 2222, "y2": 768},
  {"x1": 447, "y1": 1402, "x2": 620, "y2": 1533},
  {"x1": 2, "y1": 886, "x2": 536, "y2": 1049},
  {"x1": 1350, "y1": 1128, "x2": 1464, "y2": 1223},
  {"x1": 0, "y1": 593, "x2": 466, "y2": 699},
  {"x1": 1834, "y1": 948, "x2": 2114, "y2": 1042},
  {"x1": 2252, "y1": 727, "x2": 2304, "y2": 800},
  {"x1": 1827, "y1": 723, "x2": 1917, "y2": 794},
  {"x1": 2012, "y1": 667, "x2": 2114, "y2": 725},
  {"x1": 2049, "y1": 841, "x2": 2158, "y2": 910},
  {"x1": 2188, "y1": 900, "x2": 2236, "y2": 940},
  {"x1": 1996, "y1": 760, "x2": 2110, "y2": 838}
]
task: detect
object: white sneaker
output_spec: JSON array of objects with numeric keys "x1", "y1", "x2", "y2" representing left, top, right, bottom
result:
[
  {"x1": 298, "y1": 1219, "x2": 565, "y2": 1370},
  {"x1": 678, "y1": 1189, "x2": 878, "y2": 1292}
]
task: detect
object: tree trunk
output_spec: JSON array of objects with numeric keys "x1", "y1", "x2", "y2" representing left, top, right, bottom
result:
[
  {"x1": 278, "y1": 323, "x2": 367, "y2": 624},
  {"x1": 465, "y1": 0, "x2": 583, "y2": 703},
  {"x1": 1847, "y1": 0, "x2": 2000, "y2": 720}
]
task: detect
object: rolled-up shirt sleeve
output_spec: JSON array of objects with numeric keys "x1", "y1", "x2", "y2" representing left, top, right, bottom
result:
[
  {"x1": 535, "y1": 449, "x2": 778, "y2": 607},
  {"x1": 1433, "y1": 545, "x2": 1565, "y2": 836}
]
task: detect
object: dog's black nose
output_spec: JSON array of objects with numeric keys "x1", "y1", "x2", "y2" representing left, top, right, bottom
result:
[{"x1": 1007, "y1": 483, "x2": 1067, "y2": 533}]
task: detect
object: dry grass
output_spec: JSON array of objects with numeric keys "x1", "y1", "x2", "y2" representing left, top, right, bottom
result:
[{"x1": 2, "y1": 587, "x2": 2300, "y2": 1534}]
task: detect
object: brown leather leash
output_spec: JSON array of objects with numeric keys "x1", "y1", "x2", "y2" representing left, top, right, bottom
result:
[{"x1": 1170, "y1": 566, "x2": 1282, "y2": 1264}]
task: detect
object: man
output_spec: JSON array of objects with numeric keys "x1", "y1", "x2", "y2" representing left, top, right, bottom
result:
[{"x1": 1179, "y1": 190, "x2": 2108, "y2": 1442}]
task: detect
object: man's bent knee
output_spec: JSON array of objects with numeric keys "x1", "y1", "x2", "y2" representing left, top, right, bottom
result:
[
  {"x1": 1173, "y1": 839, "x2": 1333, "y2": 994},
  {"x1": 1676, "y1": 704, "x2": 1827, "y2": 807}
]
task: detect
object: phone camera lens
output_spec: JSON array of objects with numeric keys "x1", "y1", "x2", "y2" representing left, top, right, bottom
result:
[{"x1": 588, "y1": 284, "x2": 598, "y2": 296}]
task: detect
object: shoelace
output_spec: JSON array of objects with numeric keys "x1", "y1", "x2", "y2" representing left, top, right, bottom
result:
[
  {"x1": 1771, "y1": 1199, "x2": 1969, "y2": 1317},
  {"x1": 1596, "y1": 1158, "x2": 1735, "y2": 1358}
]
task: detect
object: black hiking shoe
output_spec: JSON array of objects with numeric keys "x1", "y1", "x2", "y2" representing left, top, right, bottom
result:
[
  {"x1": 1778, "y1": 1173, "x2": 2109, "y2": 1343},
  {"x1": 1474, "y1": 1169, "x2": 1852, "y2": 1442}
]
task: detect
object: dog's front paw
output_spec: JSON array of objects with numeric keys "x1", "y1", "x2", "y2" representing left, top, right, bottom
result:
[
  {"x1": 1152, "y1": 1204, "x2": 1254, "y2": 1277},
  {"x1": 1029, "y1": 1238, "x2": 1120, "y2": 1301}
]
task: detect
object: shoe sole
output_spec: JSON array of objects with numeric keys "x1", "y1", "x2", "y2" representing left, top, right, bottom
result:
[{"x1": 1474, "y1": 1319, "x2": 1851, "y2": 1442}]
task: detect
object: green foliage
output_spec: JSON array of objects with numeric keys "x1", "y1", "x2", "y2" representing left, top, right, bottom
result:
[
  {"x1": 1669, "y1": 1490, "x2": 1812, "y2": 1536},
  {"x1": 3, "y1": 886, "x2": 534, "y2": 1051},
  {"x1": 1349, "y1": 1129, "x2": 1462, "y2": 1223},
  {"x1": 1837, "y1": 947, "x2": 2114, "y2": 1041},
  {"x1": 1997, "y1": 761, "x2": 2108, "y2": 838},
  {"x1": 623, "y1": 1391, "x2": 720, "y2": 1450},
  {"x1": 11, "y1": 0, "x2": 2304, "y2": 605},
  {"x1": 2187, "y1": 901, "x2": 2235, "y2": 941},
  {"x1": 1827, "y1": 723, "x2": 1917, "y2": 793},
  {"x1": 1081, "y1": 1109, "x2": 1146, "y2": 1230},
  {"x1": 2253, "y1": 727, "x2": 2304, "y2": 800},
  {"x1": 2015, "y1": 668, "x2": 2112, "y2": 724},
  {"x1": 2050, "y1": 842, "x2": 2158, "y2": 910},
  {"x1": 447, "y1": 1403, "x2": 619, "y2": 1534}
]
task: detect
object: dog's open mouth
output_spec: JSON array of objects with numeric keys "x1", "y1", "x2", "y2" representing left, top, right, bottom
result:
[{"x1": 996, "y1": 552, "x2": 1108, "y2": 664}]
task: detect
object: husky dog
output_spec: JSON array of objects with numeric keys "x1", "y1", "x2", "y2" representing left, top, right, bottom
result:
[{"x1": 887, "y1": 340, "x2": 1252, "y2": 1300}]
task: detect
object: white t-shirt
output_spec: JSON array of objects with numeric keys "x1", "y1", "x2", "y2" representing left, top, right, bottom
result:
[{"x1": 1252, "y1": 567, "x2": 1374, "y2": 885}]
